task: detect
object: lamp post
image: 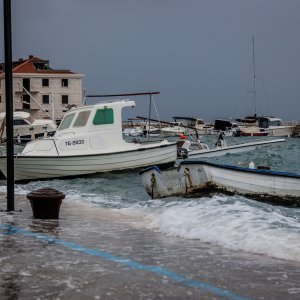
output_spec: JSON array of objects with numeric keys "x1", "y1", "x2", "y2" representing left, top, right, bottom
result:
[{"x1": 3, "y1": 0, "x2": 15, "y2": 211}]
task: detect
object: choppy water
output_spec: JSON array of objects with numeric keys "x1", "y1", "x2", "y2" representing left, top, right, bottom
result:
[{"x1": 1, "y1": 136, "x2": 300, "y2": 263}]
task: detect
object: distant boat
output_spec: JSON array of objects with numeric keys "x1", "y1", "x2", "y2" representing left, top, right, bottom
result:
[
  {"x1": 236, "y1": 36, "x2": 294, "y2": 137},
  {"x1": 212, "y1": 119, "x2": 240, "y2": 136},
  {"x1": 0, "y1": 111, "x2": 57, "y2": 144},
  {"x1": 236, "y1": 117, "x2": 294, "y2": 137},
  {"x1": 177, "y1": 132, "x2": 285, "y2": 159},
  {"x1": 172, "y1": 116, "x2": 214, "y2": 135},
  {"x1": 160, "y1": 121, "x2": 186, "y2": 137},
  {"x1": 0, "y1": 99, "x2": 177, "y2": 181},
  {"x1": 140, "y1": 160, "x2": 300, "y2": 205},
  {"x1": 257, "y1": 117, "x2": 294, "y2": 137}
]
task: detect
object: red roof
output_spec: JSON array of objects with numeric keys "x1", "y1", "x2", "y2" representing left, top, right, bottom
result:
[{"x1": 11, "y1": 56, "x2": 76, "y2": 74}]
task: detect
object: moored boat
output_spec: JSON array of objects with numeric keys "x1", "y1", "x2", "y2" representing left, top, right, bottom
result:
[
  {"x1": 0, "y1": 99, "x2": 177, "y2": 181},
  {"x1": 177, "y1": 132, "x2": 285, "y2": 159},
  {"x1": 0, "y1": 111, "x2": 57, "y2": 144},
  {"x1": 140, "y1": 160, "x2": 300, "y2": 205}
]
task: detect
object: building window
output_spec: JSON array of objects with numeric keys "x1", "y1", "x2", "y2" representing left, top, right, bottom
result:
[
  {"x1": 61, "y1": 79, "x2": 68, "y2": 87},
  {"x1": 0, "y1": 95, "x2": 1, "y2": 103},
  {"x1": 62, "y1": 95, "x2": 69, "y2": 104},
  {"x1": 42, "y1": 78, "x2": 49, "y2": 87},
  {"x1": 43, "y1": 95, "x2": 50, "y2": 104}
]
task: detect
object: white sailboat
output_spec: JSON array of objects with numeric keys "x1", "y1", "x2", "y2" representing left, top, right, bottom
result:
[
  {"x1": 0, "y1": 99, "x2": 177, "y2": 181},
  {"x1": 237, "y1": 36, "x2": 294, "y2": 137}
]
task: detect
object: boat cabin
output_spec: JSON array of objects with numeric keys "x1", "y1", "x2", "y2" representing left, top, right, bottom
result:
[
  {"x1": 56, "y1": 99, "x2": 135, "y2": 137},
  {"x1": 257, "y1": 117, "x2": 283, "y2": 128},
  {"x1": 214, "y1": 119, "x2": 239, "y2": 131},
  {"x1": 173, "y1": 117, "x2": 204, "y2": 128}
]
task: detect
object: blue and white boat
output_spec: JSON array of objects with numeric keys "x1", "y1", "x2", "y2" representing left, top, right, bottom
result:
[{"x1": 140, "y1": 160, "x2": 300, "y2": 205}]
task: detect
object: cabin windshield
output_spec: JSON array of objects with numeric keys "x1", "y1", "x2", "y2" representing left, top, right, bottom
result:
[
  {"x1": 196, "y1": 120, "x2": 204, "y2": 125},
  {"x1": 186, "y1": 120, "x2": 196, "y2": 127},
  {"x1": 13, "y1": 119, "x2": 28, "y2": 126},
  {"x1": 25, "y1": 116, "x2": 34, "y2": 124},
  {"x1": 269, "y1": 120, "x2": 282, "y2": 126},
  {"x1": 258, "y1": 119, "x2": 269, "y2": 128},
  {"x1": 58, "y1": 113, "x2": 75, "y2": 130},
  {"x1": 73, "y1": 110, "x2": 91, "y2": 127}
]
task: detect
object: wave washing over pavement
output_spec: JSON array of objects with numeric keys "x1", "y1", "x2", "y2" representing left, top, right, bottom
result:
[{"x1": 119, "y1": 196, "x2": 300, "y2": 263}]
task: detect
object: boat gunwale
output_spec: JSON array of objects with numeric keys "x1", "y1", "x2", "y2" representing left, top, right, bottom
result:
[
  {"x1": 180, "y1": 160, "x2": 300, "y2": 179},
  {"x1": 0, "y1": 142, "x2": 177, "y2": 160}
]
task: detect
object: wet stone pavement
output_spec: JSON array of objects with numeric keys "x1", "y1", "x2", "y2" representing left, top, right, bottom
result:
[{"x1": 0, "y1": 194, "x2": 300, "y2": 300}]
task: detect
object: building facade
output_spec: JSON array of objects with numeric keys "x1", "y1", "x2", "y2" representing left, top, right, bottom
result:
[{"x1": 0, "y1": 55, "x2": 84, "y2": 121}]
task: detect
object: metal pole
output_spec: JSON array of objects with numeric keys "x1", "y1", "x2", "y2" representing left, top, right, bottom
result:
[
  {"x1": 147, "y1": 94, "x2": 152, "y2": 140},
  {"x1": 3, "y1": 0, "x2": 15, "y2": 211},
  {"x1": 252, "y1": 35, "x2": 256, "y2": 116}
]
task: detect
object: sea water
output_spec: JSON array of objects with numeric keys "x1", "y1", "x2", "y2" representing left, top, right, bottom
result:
[{"x1": 0, "y1": 136, "x2": 299, "y2": 263}]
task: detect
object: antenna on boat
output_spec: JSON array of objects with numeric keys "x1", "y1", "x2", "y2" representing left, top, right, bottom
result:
[
  {"x1": 252, "y1": 35, "x2": 257, "y2": 117},
  {"x1": 3, "y1": 0, "x2": 15, "y2": 211}
]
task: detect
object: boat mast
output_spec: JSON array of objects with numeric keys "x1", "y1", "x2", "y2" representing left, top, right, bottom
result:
[{"x1": 252, "y1": 35, "x2": 257, "y2": 116}]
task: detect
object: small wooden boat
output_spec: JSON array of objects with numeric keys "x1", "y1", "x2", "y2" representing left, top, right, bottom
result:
[{"x1": 140, "y1": 160, "x2": 300, "y2": 205}]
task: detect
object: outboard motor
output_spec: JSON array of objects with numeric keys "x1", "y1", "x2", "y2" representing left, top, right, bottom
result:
[
  {"x1": 177, "y1": 147, "x2": 188, "y2": 159},
  {"x1": 215, "y1": 131, "x2": 225, "y2": 147}
]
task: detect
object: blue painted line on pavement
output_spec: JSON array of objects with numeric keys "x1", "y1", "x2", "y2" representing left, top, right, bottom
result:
[{"x1": 0, "y1": 223, "x2": 251, "y2": 300}]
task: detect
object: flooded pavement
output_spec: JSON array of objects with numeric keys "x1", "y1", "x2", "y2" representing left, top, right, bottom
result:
[{"x1": 1, "y1": 194, "x2": 300, "y2": 300}]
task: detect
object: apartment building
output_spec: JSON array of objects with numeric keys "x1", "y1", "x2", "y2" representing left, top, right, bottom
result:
[{"x1": 0, "y1": 55, "x2": 84, "y2": 121}]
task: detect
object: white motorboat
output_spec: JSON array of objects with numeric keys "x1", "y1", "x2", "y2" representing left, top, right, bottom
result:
[
  {"x1": 0, "y1": 111, "x2": 57, "y2": 144},
  {"x1": 160, "y1": 122, "x2": 186, "y2": 137},
  {"x1": 122, "y1": 126, "x2": 143, "y2": 137},
  {"x1": 257, "y1": 117, "x2": 294, "y2": 137},
  {"x1": 177, "y1": 133, "x2": 285, "y2": 159},
  {"x1": 140, "y1": 160, "x2": 300, "y2": 205},
  {"x1": 0, "y1": 99, "x2": 177, "y2": 181}
]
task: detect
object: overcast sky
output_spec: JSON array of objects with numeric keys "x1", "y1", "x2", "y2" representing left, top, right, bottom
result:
[{"x1": 1, "y1": 0, "x2": 299, "y2": 122}]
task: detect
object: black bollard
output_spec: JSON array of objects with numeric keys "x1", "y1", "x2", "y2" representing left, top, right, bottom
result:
[{"x1": 26, "y1": 188, "x2": 65, "y2": 219}]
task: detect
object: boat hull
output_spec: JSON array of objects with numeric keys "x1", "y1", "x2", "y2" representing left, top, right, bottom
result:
[
  {"x1": 186, "y1": 138, "x2": 285, "y2": 159},
  {"x1": 0, "y1": 143, "x2": 177, "y2": 181},
  {"x1": 140, "y1": 160, "x2": 300, "y2": 204}
]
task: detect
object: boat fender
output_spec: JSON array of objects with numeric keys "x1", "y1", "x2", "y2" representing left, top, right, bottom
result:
[
  {"x1": 177, "y1": 147, "x2": 188, "y2": 159},
  {"x1": 249, "y1": 161, "x2": 255, "y2": 169},
  {"x1": 183, "y1": 168, "x2": 192, "y2": 195}
]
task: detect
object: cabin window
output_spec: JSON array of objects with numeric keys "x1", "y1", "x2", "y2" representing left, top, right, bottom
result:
[
  {"x1": 93, "y1": 108, "x2": 114, "y2": 125},
  {"x1": 42, "y1": 78, "x2": 49, "y2": 87},
  {"x1": 61, "y1": 79, "x2": 68, "y2": 87},
  {"x1": 73, "y1": 110, "x2": 91, "y2": 127},
  {"x1": 13, "y1": 119, "x2": 28, "y2": 126},
  {"x1": 270, "y1": 120, "x2": 282, "y2": 126},
  {"x1": 43, "y1": 95, "x2": 50, "y2": 104},
  {"x1": 62, "y1": 95, "x2": 68, "y2": 104},
  {"x1": 58, "y1": 113, "x2": 75, "y2": 130}
]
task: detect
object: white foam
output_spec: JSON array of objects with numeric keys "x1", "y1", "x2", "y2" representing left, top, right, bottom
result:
[{"x1": 120, "y1": 196, "x2": 300, "y2": 262}]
